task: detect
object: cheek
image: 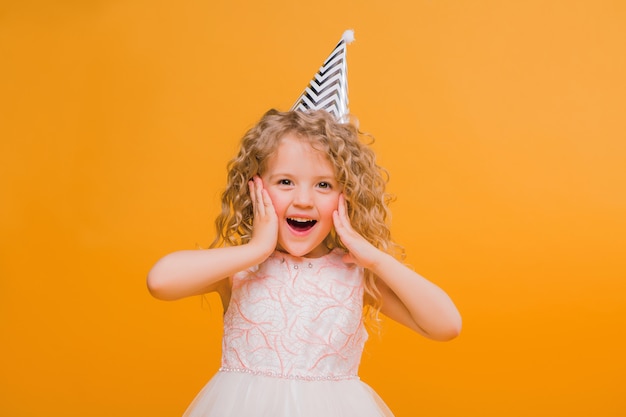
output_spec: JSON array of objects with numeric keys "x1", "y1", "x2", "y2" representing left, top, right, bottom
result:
[
  {"x1": 266, "y1": 190, "x2": 287, "y2": 215},
  {"x1": 319, "y1": 195, "x2": 340, "y2": 218}
]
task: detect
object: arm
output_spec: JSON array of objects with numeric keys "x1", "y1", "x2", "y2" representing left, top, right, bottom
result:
[
  {"x1": 333, "y1": 195, "x2": 462, "y2": 341},
  {"x1": 369, "y1": 255, "x2": 461, "y2": 341},
  {"x1": 147, "y1": 176, "x2": 278, "y2": 301},
  {"x1": 147, "y1": 244, "x2": 269, "y2": 301}
]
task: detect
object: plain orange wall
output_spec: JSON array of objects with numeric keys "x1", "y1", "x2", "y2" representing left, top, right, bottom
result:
[{"x1": 1, "y1": 1, "x2": 625, "y2": 416}]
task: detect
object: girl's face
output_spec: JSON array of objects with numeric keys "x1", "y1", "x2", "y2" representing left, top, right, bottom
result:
[{"x1": 261, "y1": 134, "x2": 341, "y2": 258}]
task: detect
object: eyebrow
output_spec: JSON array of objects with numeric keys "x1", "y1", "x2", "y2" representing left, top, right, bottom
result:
[{"x1": 267, "y1": 173, "x2": 337, "y2": 182}]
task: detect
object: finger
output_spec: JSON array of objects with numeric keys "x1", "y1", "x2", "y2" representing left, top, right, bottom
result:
[
  {"x1": 338, "y1": 194, "x2": 345, "y2": 216},
  {"x1": 337, "y1": 196, "x2": 354, "y2": 231},
  {"x1": 248, "y1": 180, "x2": 257, "y2": 213},
  {"x1": 253, "y1": 176, "x2": 265, "y2": 216},
  {"x1": 261, "y1": 188, "x2": 274, "y2": 211},
  {"x1": 338, "y1": 193, "x2": 351, "y2": 222},
  {"x1": 333, "y1": 210, "x2": 351, "y2": 243},
  {"x1": 333, "y1": 209, "x2": 343, "y2": 230}
]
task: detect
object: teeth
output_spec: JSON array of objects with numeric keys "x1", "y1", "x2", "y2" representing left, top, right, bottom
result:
[{"x1": 288, "y1": 217, "x2": 315, "y2": 223}]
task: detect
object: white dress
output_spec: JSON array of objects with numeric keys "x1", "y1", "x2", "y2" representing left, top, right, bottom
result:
[{"x1": 183, "y1": 249, "x2": 394, "y2": 417}]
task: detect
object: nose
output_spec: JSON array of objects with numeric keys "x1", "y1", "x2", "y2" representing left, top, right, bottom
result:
[{"x1": 293, "y1": 186, "x2": 314, "y2": 207}]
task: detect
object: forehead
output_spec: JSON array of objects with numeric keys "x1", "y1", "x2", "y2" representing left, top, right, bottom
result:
[{"x1": 265, "y1": 134, "x2": 335, "y2": 176}]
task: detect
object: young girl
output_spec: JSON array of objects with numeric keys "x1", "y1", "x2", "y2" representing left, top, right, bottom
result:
[{"x1": 147, "y1": 109, "x2": 462, "y2": 416}]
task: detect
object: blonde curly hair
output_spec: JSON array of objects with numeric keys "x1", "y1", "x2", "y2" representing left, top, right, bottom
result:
[{"x1": 211, "y1": 109, "x2": 403, "y2": 322}]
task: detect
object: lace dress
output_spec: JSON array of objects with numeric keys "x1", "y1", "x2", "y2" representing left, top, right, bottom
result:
[{"x1": 183, "y1": 249, "x2": 394, "y2": 417}]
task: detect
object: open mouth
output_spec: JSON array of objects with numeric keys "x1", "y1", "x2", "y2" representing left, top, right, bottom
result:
[{"x1": 287, "y1": 217, "x2": 317, "y2": 232}]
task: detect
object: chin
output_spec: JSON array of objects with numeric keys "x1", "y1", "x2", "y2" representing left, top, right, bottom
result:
[
  {"x1": 282, "y1": 247, "x2": 311, "y2": 258},
  {"x1": 278, "y1": 241, "x2": 322, "y2": 258}
]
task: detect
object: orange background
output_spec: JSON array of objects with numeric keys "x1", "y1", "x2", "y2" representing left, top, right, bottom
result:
[{"x1": 1, "y1": 1, "x2": 625, "y2": 416}]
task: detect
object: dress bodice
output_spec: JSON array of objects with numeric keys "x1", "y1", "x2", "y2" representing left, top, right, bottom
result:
[{"x1": 220, "y1": 249, "x2": 368, "y2": 381}]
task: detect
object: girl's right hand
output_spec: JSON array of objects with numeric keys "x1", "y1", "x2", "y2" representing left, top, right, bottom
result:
[
  {"x1": 146, "y1": 176, "x2": 278, "y2": 301},
  {"x1": 248, "y1": 175, "x2": 278, "y2": 257}
]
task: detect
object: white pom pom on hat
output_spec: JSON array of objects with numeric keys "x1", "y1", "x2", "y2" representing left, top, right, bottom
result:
[{"x1": 341, "y1": 29, "x2": 355, "y2": 44}]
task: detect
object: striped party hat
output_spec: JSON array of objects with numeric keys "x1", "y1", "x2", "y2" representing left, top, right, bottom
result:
[{"x1": 291, "y1": 30, "x2": 355, "y2": 123}]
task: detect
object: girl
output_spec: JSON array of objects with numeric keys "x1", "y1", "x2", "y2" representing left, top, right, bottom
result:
[{"x1": 147, "y1": 109, "x2": 461, "y2": 416}]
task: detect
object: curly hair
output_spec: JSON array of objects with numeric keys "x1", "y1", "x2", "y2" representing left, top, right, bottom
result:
[{"x1": 211, "y1": 109, "x2": 403, "y2": 322}]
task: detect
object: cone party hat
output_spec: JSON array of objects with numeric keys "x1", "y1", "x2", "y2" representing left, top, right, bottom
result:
[{"x1": 291, "y1": 30, "x2": 354, "y2": 123}]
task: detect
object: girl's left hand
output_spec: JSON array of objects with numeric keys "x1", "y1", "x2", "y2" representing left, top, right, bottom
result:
[{"x1": 333, "y1": 194, "x2": 383, "y2": 270}]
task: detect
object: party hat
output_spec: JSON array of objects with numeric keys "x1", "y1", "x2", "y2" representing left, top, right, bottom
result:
[{"x1": 291, "y1": 30, "x2": 355, "y2": 123}]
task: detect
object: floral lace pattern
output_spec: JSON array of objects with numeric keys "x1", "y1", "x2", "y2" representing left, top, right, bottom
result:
[{"x1": 221, "y1": 249, "x2": 367, "y2": 380}]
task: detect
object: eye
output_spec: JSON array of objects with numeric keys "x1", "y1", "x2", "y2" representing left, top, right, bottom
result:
[
  {"x1": 279, "y1": 179, "x2": 292, "y2": 186},
  {"x1": 317, "y1": 181, "x2": 332, "y2": 189}
]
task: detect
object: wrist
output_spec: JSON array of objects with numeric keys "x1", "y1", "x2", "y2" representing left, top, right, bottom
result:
[
  {"x1": 365, "y1": 250, "x2": 394, "y2": 275},
  {"x1": 246, "y1": 240, "x2": 275, "y2": 264}
]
